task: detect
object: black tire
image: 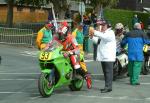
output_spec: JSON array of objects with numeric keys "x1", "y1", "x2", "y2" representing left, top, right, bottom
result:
[
  {"x1": 142, "y1": 61, "x2": 150, "y2": 75},
  {"x1": 38, "y1": 73, "x2": 54, "y2": 97},
  {"x1": 69, "y1": 74, "x2": 84, "y2": 91},
  {"x1": 113, "y1": 60, "x2": 119, "y2": 81}
]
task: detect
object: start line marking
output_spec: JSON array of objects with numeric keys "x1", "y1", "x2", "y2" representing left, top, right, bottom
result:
[
  {"x1": 20, "y1": 51, "x2": 93, "y2": 62},
  {"x1": 0, "y1": 72, "x2": 150, "y2": 77},
  {"x1": 57, "y1": 93, "x2": 150, "y2": 101},
  {"x1": 0, "y1": 91, "x2": 149, "y2": 101}
]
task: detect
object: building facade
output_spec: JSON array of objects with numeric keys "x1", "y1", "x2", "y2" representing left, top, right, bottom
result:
[
  {"x1": 0, "y1": 0, "x2": 50, "y2": 23},
  {"x1": 117, "y1": 0, "x2": 150, "y2": 12}
]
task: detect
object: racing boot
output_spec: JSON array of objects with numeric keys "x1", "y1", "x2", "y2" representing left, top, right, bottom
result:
[{"x1": 85, "y1": 73, "x2": 92, "y2": 89}]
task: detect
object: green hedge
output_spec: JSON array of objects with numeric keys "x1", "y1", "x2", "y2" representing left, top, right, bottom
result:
[{"x1": 104, "y1": 9, "x2": 150, "y2": 30}]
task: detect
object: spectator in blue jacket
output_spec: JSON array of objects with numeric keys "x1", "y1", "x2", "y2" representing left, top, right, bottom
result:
[
  {"x1": 132, "y1": 14, "x2": 139, "y2": 28},
  {"x1": 121, "y1": 23, "x2": 150, "y2": 85}
]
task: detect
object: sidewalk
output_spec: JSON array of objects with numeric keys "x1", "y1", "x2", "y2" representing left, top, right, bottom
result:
[
  {"x1": 84, "y1": 52, "x2": 93, "y2": 60},
  {"x1": 84, "y1": 53, "x2": 104, "y2": 80}
]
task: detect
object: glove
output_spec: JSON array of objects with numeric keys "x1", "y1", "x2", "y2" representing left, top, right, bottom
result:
[
  {"x1": 63, "y1": 51, "x2": 73, "y2": 58},
  {"x1": 63, "y1": 51, "x2": 69, "y2": 58},
  {"x1": 68, "y1": 51, "x2": 73, "y2": 55}
]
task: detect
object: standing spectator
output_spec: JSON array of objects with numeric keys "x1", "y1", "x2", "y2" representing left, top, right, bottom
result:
[
  {"x1": 0, "y1": 56, "x2": 1, "y2": 64},
  {"x1": 89, "y1": 20, "x2": 116, "y2": 93},
  {"x1": 140, "y1": 21, "x2": 144, "y2": 30},
  {"x1": 115, "y1": 23, "x2": 125, "y2": 54},
  {"x1": 90, "y1": 11, "x2": 97, "y2": 28},
  {"x1": 65, "y1": 8, "x2": 71, "y2": 19},
  {"x1": 132, "y1": 14, "x2": 139, "y2": 28},
  {"x1": 92, "y1": 19, "x2": 103, "y2": 61},
  {"x1": 83, "y1": 15, "x2": 91, "y2": 52},
  {"x1": 121, "y1": 23, "x2": 150, "y2": 85},
  {"x1": 124, "y1": 24, "x2": 130, "y2": 33},
  {"x1": 48, "y1": 11, "x2": 53, "y2": 22},
  {"x1": 91, "y1": 11, "x2": 98, "y2": 60},
  {"x1": 83, "y1": 15, "x2": 91, "y2": 25},
  {"x1": 147, "y1": 17, "x2": 150, "y2": 29},
  {"x1": 36, "y1": 22, "x2": 53, "y2": 50}
]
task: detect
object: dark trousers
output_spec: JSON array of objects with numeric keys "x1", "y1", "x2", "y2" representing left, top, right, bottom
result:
[
  {"x1": 101, "y1": 61, "x2": 114, "y2": 89},
  {"x1": 93, "y1": 43, "x2": 98, "y2": 61}
]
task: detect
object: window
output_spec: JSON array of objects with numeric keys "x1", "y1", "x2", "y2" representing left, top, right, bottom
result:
[
  {"x1": 17, "y1": 6, "x2": 23, "y2": 11},
  {"x1": 138, "y1": 0, "x2": 143, "y2": 3},
  {"x1": 30, "y1": 8, "x2": 35, "y2": 12}
]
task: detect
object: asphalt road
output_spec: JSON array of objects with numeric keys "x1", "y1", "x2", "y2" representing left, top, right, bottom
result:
[{"x1": 0, "y1": 44, "x2": 150, "y2": 103}]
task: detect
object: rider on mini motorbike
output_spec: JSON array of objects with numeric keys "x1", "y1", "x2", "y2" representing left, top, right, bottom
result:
[
  {"x1": 115, "y1": 23, "x2": 126, "y2": 54},
  {"x1": 113, "y1": 23, "x2": 128, "y2": 80},
  {"x1": 57, "y1": 21, "x2": 92, "y2": 89}
]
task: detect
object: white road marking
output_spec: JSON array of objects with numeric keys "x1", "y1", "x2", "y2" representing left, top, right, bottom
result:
[
  {"x1": 0, "y1": 91, "x2": 149, "y2": 101},
  {"x1": 146, "y1": 98, "x2": 150, "y2": 100},
  {"x1": 0, "y1": 90, "x2": 149, "y2": 101},
  {"x1": 0, "y1": 92, "x2": 38, "y2": 94},
  {"x1": 19, "y1": 50, "x2": 94, "y2": 62},
  {"x1": 91, "y1": 73, "x2": 150, "y2": 77},
  {"x1": 141, "y1": 83, "x2": 150, "y2": 85},
  {"x1": 20, "y1": 54, "x2": 37, "y2": 57},
  {"x1": 0, "y1": 73, "x2": 40, "y2": 74},
  {"x1": 0, "y1": 79, "x2": 37, "y2": 81},
  {"x1": 30, "y1": 93, "x2": 150, "y2": 101},
  {"x1": 85, "y1": 60, "x2": 93, "y2": 62},
  {"x1": 20, "y1": 51, "x2": 39, "y2": 57},
  {"x1": 0, "y1": 71, "x2": 6, "y2": 72},
  {"x1": 0, "y1": 72, "x2": 150, "y2": 78},
  {"x1": 30, "y1": 96, "x2": 42, "y2": 100},
  {"x1": 20, "y1": 51, "x2": 39, "y2": 55},
  {"x1": 56, "y1": 93, "x2": 150, "y2": 101}
]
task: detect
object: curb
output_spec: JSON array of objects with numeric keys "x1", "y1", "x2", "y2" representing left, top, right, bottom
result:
[{"x1": 91, "y1": 74, "x2": 104, "y2": 80}]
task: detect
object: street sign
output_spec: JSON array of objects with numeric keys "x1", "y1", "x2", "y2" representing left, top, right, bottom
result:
[{"x1": 79, "y1": 2, "x2": 85, "y2": 14}]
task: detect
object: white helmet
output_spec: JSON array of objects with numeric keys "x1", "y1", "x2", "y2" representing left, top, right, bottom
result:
[{"x1": 115, "y1": 23, "x2": 124, "y2": 30}]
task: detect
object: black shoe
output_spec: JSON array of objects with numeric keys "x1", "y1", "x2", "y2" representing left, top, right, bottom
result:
[
  {"x1": 100, "y1": 88, "x2": 105, "y2": 91},
  {"x1": 101, "y1": 88, "x2": 112, "y2": 93}
]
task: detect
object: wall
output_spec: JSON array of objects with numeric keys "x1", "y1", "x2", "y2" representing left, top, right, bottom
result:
[
  {"x1": 0, "y1": 5, "x2": 49, "y2": 23},
  {"x1": 0, "y1": 5, "x2": 7, "y2": 23}
]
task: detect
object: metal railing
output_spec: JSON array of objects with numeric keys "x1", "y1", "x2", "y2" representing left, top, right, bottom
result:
[{"x1": 0, "y1": 27, "x2": 34, "y2": 46}]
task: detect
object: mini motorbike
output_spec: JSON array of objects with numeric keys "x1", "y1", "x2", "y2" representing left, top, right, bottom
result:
[
  {"x1": 142, "y1": 45, "x2": 150, "y2": 75},
  {"x1": 38, "y1": 40, "x2": 84, "y2": 97},
  {"x1": 113, "y1": 49, "x2": 128, "y2": 80}
]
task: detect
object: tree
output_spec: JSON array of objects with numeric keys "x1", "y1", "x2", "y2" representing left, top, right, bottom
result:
[
  {"x1": 89, "y1": 0, "x2": 119, "y2": 17},
  {"x1": 6, "y1": 0, "x2": 14, "y2": 27},
  {"x1": 48, "y1": 0, "x2": 69, "y2": 19},
  {"x1": 5, "y1": 0, "x2": 69, "y2": 27},
  {"x1": 5, "y1": 0, "x2": 48, "y2": 27}
]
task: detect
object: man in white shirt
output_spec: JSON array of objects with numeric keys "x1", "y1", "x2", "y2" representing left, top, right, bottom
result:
[{"x1": 89, "y1": 20, "x2": 116, "y2": 93}]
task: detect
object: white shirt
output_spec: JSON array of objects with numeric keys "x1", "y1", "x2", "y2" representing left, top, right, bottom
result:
[{"x1": 91, "y1": 28, "x2": 116, "y2": 61}]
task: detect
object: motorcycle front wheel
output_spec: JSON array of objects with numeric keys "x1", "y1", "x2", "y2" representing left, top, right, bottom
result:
[
  {"x1": 113, "y1": 60, "x2": 120, "y2": 81},
  {"x1": 69, "y1": 74, "x2": 84, "y2": 91},
  {"x1": 38, "y1": 73, "x2": 54, "y2": 97}
]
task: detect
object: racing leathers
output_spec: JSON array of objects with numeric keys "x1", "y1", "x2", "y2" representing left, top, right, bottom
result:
[{"x1": 59, "y1": 33, "x2": 92, "y2": 89}]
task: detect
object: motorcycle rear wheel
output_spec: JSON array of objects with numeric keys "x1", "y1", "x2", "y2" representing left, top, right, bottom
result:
[
  {"x1": 69, "y1": 74, "x2": 84, "y2": 91},
  {"x1": 38, "y1": 73, "x2": 54, "y2": 97},
  {"x1": 142, "y1": 61, "x2": 150, "y2": 75}
]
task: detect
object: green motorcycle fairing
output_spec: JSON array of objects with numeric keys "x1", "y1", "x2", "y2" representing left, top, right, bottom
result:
[{"x1": 39, "y1": 40, "x2": 73, "y2": 88}]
